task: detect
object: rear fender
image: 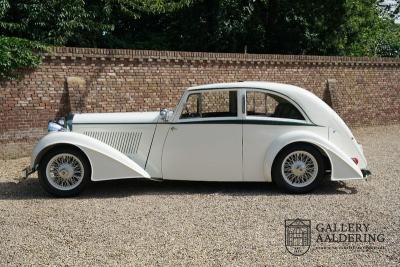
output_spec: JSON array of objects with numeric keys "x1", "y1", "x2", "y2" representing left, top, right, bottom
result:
[
  {"x1": 264, "y1": 130, "x2": 363, "y2": 182},
  {"x1": 32, "y1": 132, "x2": 150, "y2": 181}
]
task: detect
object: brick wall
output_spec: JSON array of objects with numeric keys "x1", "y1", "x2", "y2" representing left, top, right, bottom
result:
[{"x1": 0, "y1": 47, "x2": 399, "y2": 159}]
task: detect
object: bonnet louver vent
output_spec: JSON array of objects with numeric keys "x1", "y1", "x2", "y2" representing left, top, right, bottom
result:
[{"x1": 83, "y1": 131, "x2": 142, "y2": 154}]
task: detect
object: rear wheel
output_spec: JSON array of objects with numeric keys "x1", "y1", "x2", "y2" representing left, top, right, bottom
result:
[
  {"x1": 38, "y1": 147, "x2": 91, "y2": 197},
  {"x1": 272, "y1": 144, "x2": 325, "y2": 193}
]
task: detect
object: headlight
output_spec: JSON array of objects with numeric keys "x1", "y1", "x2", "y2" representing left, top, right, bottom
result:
[
  {"x1": 48, "y1": 113, "x2": 74, "y2": 132},
  {"x1": 48, "y1": 119, "x2": 66, "y2": 132}
]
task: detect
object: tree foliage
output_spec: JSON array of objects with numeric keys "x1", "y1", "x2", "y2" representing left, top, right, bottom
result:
[
  {"x1": 0, "y1": 36, "x2": 46, "y2": 79},
  {"x1": 125, "y1": 0, "x2": 400, "y2": 56},
  {"x1": 0, "y1": 0, "x2": 399, "y2": 79}
]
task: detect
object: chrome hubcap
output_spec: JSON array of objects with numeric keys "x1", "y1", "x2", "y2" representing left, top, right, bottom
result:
[
  {"x1": 281, "y1": 151, "x2": 318, "y2": 187},
  {"x1": 58, "y1": 163, "x2": 74, "y2": 180},
  {"x1": 292, "y1": 161, "x2": 306, "y2": 176},
  {"x1": 46, "y1": 153, "x2": 84, "y2": 191}
]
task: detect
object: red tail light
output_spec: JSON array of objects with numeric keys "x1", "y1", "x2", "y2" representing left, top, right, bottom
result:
[{"x1": 352, "y1": 157, "x2": 359, "y2": 165}]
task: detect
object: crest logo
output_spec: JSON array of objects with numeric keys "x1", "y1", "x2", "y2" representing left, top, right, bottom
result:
[{"x1": 285, "y1": 219, "x2": 311, "y2": 256}]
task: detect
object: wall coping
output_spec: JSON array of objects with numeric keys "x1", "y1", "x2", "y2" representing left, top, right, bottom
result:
[{"x1": 42, "y1": 47, "x2": 400, "y2": 67}]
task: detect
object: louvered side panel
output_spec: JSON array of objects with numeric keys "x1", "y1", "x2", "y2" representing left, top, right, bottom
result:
[{"x1": 83, "y1": 131, "x2": 142, "y2": 156}]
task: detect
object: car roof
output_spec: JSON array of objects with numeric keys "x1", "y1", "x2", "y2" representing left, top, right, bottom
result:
[
  {"x1": 187, "y1": 81, "x2": 290, "y2": 91},
  {"x1": 187, "y1": 81, "x2": 316, "y2": 102},
  {"x1": 187, "y1": 81, "x2": 309, "y2": 96}
]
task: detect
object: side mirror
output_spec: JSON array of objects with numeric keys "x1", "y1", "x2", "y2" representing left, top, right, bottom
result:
[{"x1": 160, "y1": 108, "x2": 169, "y2": 121}]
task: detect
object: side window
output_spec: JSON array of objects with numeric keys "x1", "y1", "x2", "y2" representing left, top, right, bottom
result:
[
  {"x1": 180, "y1": 93, "x2": 200, "y2": 119},
  {"x1": 202, "y1": 91, "x2": 237, "y2": 118},
  {"x1": 180, "y1": 90, "x2": 237, "y2": 119},
  {"x1": 246, "y1": 91, "x2": 305, "y2": 120}
]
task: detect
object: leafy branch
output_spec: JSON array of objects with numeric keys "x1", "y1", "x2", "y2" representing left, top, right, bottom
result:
[{"x1": 0, "y1": 36, "x2": 47, "y2": 80}]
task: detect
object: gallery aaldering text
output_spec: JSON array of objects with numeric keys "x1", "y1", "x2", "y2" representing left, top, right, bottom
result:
[{"x1": 315, "y1": 223, "x2": 385, "y2": 243}]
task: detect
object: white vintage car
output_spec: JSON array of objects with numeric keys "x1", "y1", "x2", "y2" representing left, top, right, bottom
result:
[{"x1": 22, "y1": 81, "x2": 370, "y2": 196}]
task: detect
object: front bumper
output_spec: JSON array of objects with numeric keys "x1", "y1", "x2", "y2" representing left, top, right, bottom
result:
[
  {"x1": 21, "y1": 166, "x2": 35, "y2": 179},
  {"x1": 361, "y1": 169, "x2": 371, "y2": 178}
]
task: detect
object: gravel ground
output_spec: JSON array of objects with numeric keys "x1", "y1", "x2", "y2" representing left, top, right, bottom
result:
[{"x1": 0, "y1": 125, "x2": 399, "y2": 266}]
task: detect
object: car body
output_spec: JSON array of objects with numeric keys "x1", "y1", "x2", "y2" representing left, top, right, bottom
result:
[{"x1": 23, "y1": 81, "x2": 370, "y2": 196}]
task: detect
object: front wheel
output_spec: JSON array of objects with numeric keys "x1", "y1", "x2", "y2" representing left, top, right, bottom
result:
[
  {"x1": 38, "y1": 147, "x2": 91, "y2": 197},
  {"x1": 272, "y1": 144, "x2": 325, "y2": 193}
]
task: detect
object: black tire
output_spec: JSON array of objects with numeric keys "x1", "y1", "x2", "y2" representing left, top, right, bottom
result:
[
  {"x1": 272, "y1": 144, "x2": 325, "y2": 193},
  {"x1": 38, "y1": 146, "x2": 91, "y2": 197}
]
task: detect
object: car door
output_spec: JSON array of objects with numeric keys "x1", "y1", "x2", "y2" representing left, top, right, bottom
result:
[
  {"x1": 242, "y1": 89, "x2": 310, "y2": 181},
  {"x1": 162, "y1": 89, "x2": 243, "y2": 181}
]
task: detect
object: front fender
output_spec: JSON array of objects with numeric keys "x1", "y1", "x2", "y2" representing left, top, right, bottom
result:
[
  {"x1": 31, "y1": 132, "x2": 150, "y2": 181},
  {"x1": 264, "y1": 130, "x2": 363, "y2": 182}
]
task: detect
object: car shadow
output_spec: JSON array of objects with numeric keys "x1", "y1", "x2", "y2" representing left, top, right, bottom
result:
[{"x1": 0, "y1": 176, "x2": 358, "y2": 200}]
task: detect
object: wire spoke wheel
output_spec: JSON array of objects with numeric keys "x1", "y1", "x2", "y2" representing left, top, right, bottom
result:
[
  {"x1": 281, "y1": 150, "x2": 318, "y2": 188},
  {"x1": 45, "y1": 153, "x2": 85, "y2": 191}
]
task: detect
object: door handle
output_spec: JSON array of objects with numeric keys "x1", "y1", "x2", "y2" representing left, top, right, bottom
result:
[{"x1": 170, "y1": 126, "x2": 177, "y2": 131}]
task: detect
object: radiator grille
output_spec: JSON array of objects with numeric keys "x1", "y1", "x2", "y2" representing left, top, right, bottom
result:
[{"x1": 83, "y1": 131, "x2": 142, "y2": 154}]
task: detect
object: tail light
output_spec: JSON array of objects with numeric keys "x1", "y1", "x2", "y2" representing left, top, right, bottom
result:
[{"x1": 352, "y1": 157, "x2": 359, "y2": 165}]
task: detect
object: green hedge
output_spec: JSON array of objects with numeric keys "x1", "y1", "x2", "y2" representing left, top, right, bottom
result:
[{"x1": 0, "y1": 36, "x2": 47, "y2": 80}]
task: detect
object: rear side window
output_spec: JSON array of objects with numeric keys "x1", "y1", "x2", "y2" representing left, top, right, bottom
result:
[
  {"x1": 246, "y1": 91, "x2": 304, "y2": 120},
  {"x1": 180, "y1": 90, "x2": 237, "y2": 119}
]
